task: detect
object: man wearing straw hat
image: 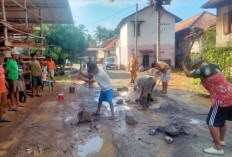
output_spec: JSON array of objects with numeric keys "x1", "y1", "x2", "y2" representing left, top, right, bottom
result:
[{"x1": 182, "y1": 57, "x2": 232, "y2": 155}]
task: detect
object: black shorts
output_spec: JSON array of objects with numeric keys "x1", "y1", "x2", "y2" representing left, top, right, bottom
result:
[
  {"x1": 206, "y1": 101, "x2": 232, "y2": 127},
  {"x1": 32, "y1": 76, "x2": 43, "y2": 87}
]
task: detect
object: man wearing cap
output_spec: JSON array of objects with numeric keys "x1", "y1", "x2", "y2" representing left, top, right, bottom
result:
[
  {"x1": 182, "y1": 57, "x2": 232, "y2": 155},
  {"x1": 134, "y1": 75, "x2": 156, "y2": 111},
  {"x1": 78, "y1": 63, "x2": 115, "y2": 120},
  {"x1": 5, "y1": 48, "x2": 23, "y2": 108},
  {"x1": 128, "y1": 53, "x2": 138, "y2": 83}
]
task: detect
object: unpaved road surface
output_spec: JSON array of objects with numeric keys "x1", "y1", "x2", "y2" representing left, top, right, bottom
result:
[{"x1": 0, "y1": 70, "x2": 231, "y2": 157}]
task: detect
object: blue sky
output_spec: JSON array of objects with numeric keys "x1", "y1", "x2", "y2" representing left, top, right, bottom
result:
[{"x1": 69, "y1": 0, "x2": 216, "y2": 35}]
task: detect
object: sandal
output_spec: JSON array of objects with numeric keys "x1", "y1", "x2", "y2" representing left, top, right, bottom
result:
[
  {"x1": 9, "y1": 108, "x2": 18, "y2": 112},
  {"x1": 0, "y1": 118, "x2": 11, "y2": 123},
  {"x1": 36, "y1": 94, "x2": 42, "y2": 97}
]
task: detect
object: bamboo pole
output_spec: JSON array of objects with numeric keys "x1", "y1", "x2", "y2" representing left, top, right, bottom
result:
[{"x1": 1, "y1": 0, "x2": 8, "y2": 41}]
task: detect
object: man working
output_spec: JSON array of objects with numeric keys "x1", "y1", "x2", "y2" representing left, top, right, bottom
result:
[
  {"x1": 78, "y1": 64, "x2": 115, "y2": 120},
  {"x1": 128, "y1": 53, "x2": 138, "y2": 83},
  {"x1": 87, "y1": 57, "x2": 93, "y2": 88},
  {"x1": 154, "y1": 61, "x2": 171, "y2": 94},
  {"x1": 182, "y1": 57, "x2": 232, "y2": 155},
  {"x1": 43, "y1": 56, "x2": 56, "y2": 81},
  {"x1": 134, "y1": 75, "x2": 156, "y2": 111},
  {"x1": 5, "y1": 48, "x2": 23, "y2": 108}
]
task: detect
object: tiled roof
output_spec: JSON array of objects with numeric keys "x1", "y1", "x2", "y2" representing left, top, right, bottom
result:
[
  {"x1": 100, "y1": 37, "x2": 117, "y2": 50},
  {"x1": 202, "y1": 0, "x2": 230, "y2": 8},
  {"x1": 175, "y1": 12, "x2": 216, "y2": 33}
]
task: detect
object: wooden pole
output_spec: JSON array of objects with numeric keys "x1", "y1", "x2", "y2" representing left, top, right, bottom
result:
[
  {"x1": 157, "y1": 9, "x2": 161, "y2": 62},
  {"x1": 39, "y1": 9, "x2": 44, "y2": 55},
  {"x1": 1, "y1": 0, "x2": 8, "y2": 41},
  {"x1": 24, "y1": 0, "x2": 30, "y2": 55},
  {"x1": 135, "y1": 3, "x2": 138, "y2": 57}
]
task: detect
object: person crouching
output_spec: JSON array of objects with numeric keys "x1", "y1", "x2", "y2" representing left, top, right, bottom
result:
[{"x1": 134, "y1": 75, "x2": 156, "y2": 111}]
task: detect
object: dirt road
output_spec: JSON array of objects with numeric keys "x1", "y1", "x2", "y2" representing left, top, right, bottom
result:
[{"x1": 0, "y1": 70, "x2": 231, "y2": 157}]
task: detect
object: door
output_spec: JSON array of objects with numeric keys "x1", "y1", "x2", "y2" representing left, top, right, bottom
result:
[{"x1": 143, "y1": 55, "x2": 149, "y2": 68}]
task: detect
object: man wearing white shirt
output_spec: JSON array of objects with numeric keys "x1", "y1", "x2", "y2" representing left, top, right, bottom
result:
[{"x1": 78, "y1": 64, "x2": 115, "y2": 120}]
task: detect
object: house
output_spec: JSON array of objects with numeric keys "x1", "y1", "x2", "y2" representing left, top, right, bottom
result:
[
  {"x1": 115, "y1": 6, "x2": 181, "y2": 69},
  {"x1": 175, "y1": 12, "x2": 216, "y2": 66},
  {"x1": 202, "y1": 0, "x2": 232, "y2": 46},
  {"x1": 85, "y1": 38, "x2": 118, "y2": 63}
]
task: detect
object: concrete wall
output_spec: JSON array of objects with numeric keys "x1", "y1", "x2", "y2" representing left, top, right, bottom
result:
[
  {"x1": 116, "y1": 7, "x2": 176, "y2": 68},
  {"x1": 216, "y1": 2, "x2": 232, "y2": 46}
]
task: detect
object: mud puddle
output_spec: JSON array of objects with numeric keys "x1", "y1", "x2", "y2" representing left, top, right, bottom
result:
[{"x1": 77, "y1": 136, "x2": 113, "y2": 157}]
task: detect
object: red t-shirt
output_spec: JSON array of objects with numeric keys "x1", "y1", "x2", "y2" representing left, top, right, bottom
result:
[{"x1": 0, "y1": 66, "x2": 6, "y2": 94}]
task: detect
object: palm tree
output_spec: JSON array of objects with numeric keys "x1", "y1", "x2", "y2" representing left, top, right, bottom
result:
[
  {"x1": 110, "y1": 0, "x2": 171, "y2": 62},
  {"x1": 94, "y1": 26, "x2": 115, "y2": 45}
]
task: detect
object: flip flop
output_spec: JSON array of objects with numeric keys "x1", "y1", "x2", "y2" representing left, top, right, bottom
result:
[
  {"x1": 92, "y1": 112, "x2": 101, "y2": 116},
  {"x1": 0, "y1": 118, "x2": 11, "y2": 123},
  {"x1": 16, "y1": 105, "x2": 25, "y2": 107},
  {"x1": 36, "y1": 94, "x2": 42, "y2": 97},
  {"x1": 9, "y1": 108, "x2": 18, "y2": 112},
  {"x1": 108, "y1": 116, "x2": 115, "y2": 120}
]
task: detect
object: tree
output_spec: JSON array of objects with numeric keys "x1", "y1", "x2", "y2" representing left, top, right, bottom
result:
[
  {"x1": 44, "y1": 24, "x2": 88, "y2": 67},
  {"x1": 94, "y1": 26, "x2": 115, "y2": 45}
]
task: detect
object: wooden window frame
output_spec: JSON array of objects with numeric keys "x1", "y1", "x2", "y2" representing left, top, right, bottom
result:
[{"x1": 223, "y1": 12, "x2": 232, "y2": 35}]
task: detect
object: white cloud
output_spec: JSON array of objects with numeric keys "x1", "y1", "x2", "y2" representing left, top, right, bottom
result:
[{"x1": 103, "y1": 21, "x2": 115, "y2": 29}]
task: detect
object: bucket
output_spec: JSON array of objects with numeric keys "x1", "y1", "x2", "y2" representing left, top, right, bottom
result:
[
  {"x1": 69, "y1": 86, "x2": 75, "y2": 93},
  {"x1": 58, "y1": 94, "x2": 64, "y2": 101}
]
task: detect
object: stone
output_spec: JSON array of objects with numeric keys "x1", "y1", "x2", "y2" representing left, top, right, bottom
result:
[
  {"x1": 156, "y1": 126, "x2": 164, "y2": 133},
  {"x1": 122, "y1": 86, "x2": 129, "y2": 91},
  {"x1": 113, "y1": 91, "x2": 120, "y2": 97},
  {"x1": 125, "y1": 112, "x2": 138, "y2": 125},
  {"x1": 180, "y1": 126, "x2": 190, "y2": 135},
  {"x1": 117, "y1": 99, "x2": 124, "y2": 105},
  {"x1": 165, "y1": 124, "x2": 179, "y2": 136},
  {"x1": 138, "y1": 138, "x2": 141, "y2": 141},
  {"x1": 117, "y1": 88, "x2": 123, "y2": 91},
  {"x1": 148, "y1": 129, "x2": 156, "y2": 136},
  {"x1": 78, "y1": 110, "x2": 92, "y2": 123},
  {"x1": 165, "y1": 136, "x2": 173, "y2": 144}
]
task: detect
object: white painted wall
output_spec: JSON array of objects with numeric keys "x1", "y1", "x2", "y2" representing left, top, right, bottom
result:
[{"x1": 116, "y1": 7, "x2": 177, "y2": 68}]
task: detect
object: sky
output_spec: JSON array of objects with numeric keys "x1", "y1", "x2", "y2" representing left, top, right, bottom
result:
[{"x1": 69, "y1": 0, "x2": 216, "y2": 35}]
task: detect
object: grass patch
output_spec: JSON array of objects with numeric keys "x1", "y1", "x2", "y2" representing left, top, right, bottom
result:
[{"x1": 54, "y1": 75, "x2": 70, "y2": 81}]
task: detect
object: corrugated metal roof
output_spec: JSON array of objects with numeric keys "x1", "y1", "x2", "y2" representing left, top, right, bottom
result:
[
  {"x1": 201, "y1": 0, "x2": 231, "y2": 8},
  {"x1": 0, "y1": 0, "x2": 73, "y2": 24},
  {"x1": 175, "y1": 12, "x2": 216, "y2": 33}
]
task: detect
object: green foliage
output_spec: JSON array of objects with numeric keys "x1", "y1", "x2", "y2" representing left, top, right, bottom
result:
[
  {"x1": 201, "y1": 29, "x2": 232, "y2": 82},
  {"x1": 44, "y1": 24, "x2": 88, "y2": 67},
  {"x1": 94, "y1": 26, "x2": 115, "y2": 45},
  {"x1": 191, "y1": 78, "x2": 201, "y2": 85}
]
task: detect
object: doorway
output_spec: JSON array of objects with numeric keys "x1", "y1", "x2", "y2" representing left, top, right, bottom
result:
[{"x1": 143, "y1": 55, "x2": 149, "y2": 68}]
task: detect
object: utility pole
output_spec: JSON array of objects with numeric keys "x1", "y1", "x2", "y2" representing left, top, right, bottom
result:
[
  {"x1": 135, "y1": 3, "x2": 138, "y2": 57},
  {"x1": 156, "y1": 8, "x2": 161, "y2": 62}
]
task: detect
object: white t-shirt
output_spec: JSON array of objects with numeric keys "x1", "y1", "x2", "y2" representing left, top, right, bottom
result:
[{"x1": 93, "y1": 68, "x2": 113, "y2": 92}]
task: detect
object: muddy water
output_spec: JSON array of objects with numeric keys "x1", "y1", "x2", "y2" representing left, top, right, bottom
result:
[{"x1": 77, "y1": 136, "x2": 113, "y2": 157}]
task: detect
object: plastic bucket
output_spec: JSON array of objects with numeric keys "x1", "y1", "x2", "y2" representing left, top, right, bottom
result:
[
  {"x1": 58, "y1": 94, "x2": 64, "y2": 101},
  {"x1": 69, "y1": 86, "x2": 75, "y2": 93}
]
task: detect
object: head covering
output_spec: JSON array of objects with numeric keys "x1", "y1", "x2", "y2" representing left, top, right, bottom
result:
[
  {"x1": 190, "y1": 56, "x2": 204, "y2": 70},
  {"x1": 11, "y1": 48, "x2": 20, "y2": 55},
  {"x1": 88, "y1": 63, "x2": 98, "y2": 73}
]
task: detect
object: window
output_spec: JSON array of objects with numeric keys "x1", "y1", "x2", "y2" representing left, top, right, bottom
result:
[
  {"x1": 134, "y1": 23, "x2": 140, "y2": 36},
  {"x1": 223, "y1": 12, "x2": 232, "y2": 35}
]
